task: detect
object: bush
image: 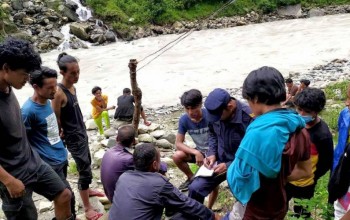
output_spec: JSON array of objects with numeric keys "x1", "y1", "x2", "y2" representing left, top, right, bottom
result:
[
  {"x1": 257, "y1": 0, "x2": 277, "y2": 13},
  {"x1": 287, "y1": 174, "x2": 333, "y2": 220},
  {"x1": 277, "y1": 0, "x2": 301, "y2": 6},
  {"x1": 325, "y1": 81, "x2": 349, "y2": 101}
]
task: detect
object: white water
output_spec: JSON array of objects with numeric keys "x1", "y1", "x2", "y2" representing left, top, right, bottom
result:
[
  {"x1": 15, "y1": 14, "x2": 350, "y2": 116},
  {"x1": 58, "y1": 0, "x2": 92, "y2": 50},
  {"x1": 69, "y1": 0, "x2": 92, "y2": 21}
]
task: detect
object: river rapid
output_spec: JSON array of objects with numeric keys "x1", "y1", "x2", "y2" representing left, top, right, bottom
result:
[{"x1": 14, "y1": 14, "x2": 350, "y2": 116}]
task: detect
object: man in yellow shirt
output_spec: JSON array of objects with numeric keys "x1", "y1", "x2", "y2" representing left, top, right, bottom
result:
[{"x1": 91, "y1": 86, "x2": 115, "y2": 135}]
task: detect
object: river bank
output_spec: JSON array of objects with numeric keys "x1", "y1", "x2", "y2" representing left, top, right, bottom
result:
[{"x1": 11, "y1": 13, "x2": 350, "y2": 119}]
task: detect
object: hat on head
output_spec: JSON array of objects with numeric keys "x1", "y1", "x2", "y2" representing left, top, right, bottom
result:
[{"x1": 204, "y1": 88, "x2": 231, "y2": 122}]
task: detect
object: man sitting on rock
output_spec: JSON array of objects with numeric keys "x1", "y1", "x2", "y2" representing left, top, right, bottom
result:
[
  {"x1": 109, "y1": 143, "x2": 220, "y2": 220},
  {"x1": 100, "y1": 125, "x2": 167, "y2": 202},
  {"x1": 114, "y1": 88, "x2": 151, "y2": 126},
  {"x1": 188, "y1": 88, "x2": 253, "y2": 205},
  {"x1": 172, "y1": 89, "x2": 218, "y2": 208}
]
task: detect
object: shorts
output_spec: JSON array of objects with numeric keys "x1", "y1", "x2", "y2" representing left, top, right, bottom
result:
[
  {"x1": 65, "y1": 137, "x2": 92, "y2": 190},
  {"x1": 0, "y1": 162, "x2": 66, "y2": 220},
  {"x1": 189, "y1": 151, "x2": 206, "y2": 163},
  {"x1": 51, "y1": 161, "x2": 76, "y2": 217}
]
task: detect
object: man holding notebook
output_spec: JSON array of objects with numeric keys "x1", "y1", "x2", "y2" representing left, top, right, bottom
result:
[
  {"x1": 172, "y1": 89, "x2": 218, "y2": 209},
  {"x1": 188, "y1": 88, "x2": 254, "y2": 204}
]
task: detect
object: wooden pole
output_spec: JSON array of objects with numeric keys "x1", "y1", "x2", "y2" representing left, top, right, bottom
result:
[{"x1": 129, "y1": 59, "x2": 141, "y2": 136}]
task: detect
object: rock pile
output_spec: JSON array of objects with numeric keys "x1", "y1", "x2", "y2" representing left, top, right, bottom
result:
[
  {"x1": 0, "y1": 0, "x2": 116, "y2": 52},
  {"x1": 117, "y1": 4, "x2": 350, "y2": 41}
]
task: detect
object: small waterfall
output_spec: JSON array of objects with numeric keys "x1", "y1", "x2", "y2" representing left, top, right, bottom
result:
[
  {"x1": 69, "y1": 0, "x2": 92, "y2": 21},
  {"x1": 57, "y1": 24, "x2": 71, "y2": 51},
  {"x1": 58, "y1": 0, "x2": 92, "y2": 50}
]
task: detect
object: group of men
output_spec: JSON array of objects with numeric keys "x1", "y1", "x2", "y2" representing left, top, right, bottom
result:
[
  {"x1": 0, "y1": 37, "x2": 336, "y2": 220},
  {"x1": 0, "y1": 39, "x2": 104, "y2": 220},
  {"x1": 98, "y1": 72, "x2": 333, "y2": 219}
]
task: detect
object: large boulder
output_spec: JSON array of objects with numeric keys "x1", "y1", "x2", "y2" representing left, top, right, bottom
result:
[
  {"x1": 104, "y1": 128, "x2": 117, "y2": 138},
  {"x1": 104, "y1": 30, "x2": 116, "y2": 42},
  {"x1": 70, "y1": 22, "x2": 90, "y2": 41},
  {"x1": 277, "y1": 4, "x2": 302, "y2": 17},
  {"x1": 161, "y1": 132, "x2": 176, "y2": 144},
  {"x1": 93, "y1": 149, "x2": 106, "y2": 167},
  {"x1": 138, "y1": 123, "x2": 160, "y2": 134},
  {"x1": 52, "y1": 29, "x2": 64, "y2": 40},
  {"x1": 12, "y1": 0, "x2": 24, "y2": 10},
  {"x1": 85, "y1": 119, "x2": 97, "y2": 130},
  {"x1": 155, "y1": 139, "x2": 174, "y2": 149},
  {"x1": 138, "y1": 134, "x2": 155, "y2": 143},
  {"x1": 101, "y1": 138, "x2": 117, "y2": 148},
  {"x1": 59, "y1": 5, "x2": 79, "y2": 22},
  {"x1": 308, "y1": 8, "x2": 325, "y2": 17},
  {"x1": 150, "y1": 130, "x2": 165, "y2": 139},
  {"x1": 111, "y1": 120, "x2": 129, "y2": 129},
  {"x1": 65, "y1": 0, "x2": 79, "y2": 10}
]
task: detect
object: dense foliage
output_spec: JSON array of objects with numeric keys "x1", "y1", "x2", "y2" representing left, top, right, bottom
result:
[{"x1": 86, "y1": 0, "x2": 350, "y2": 30}]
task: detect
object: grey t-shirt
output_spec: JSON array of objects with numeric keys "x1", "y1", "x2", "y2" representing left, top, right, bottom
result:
[
  {"x1": 178, "y1": 109, "x2": 209, "y2": 153},
  {"x1": 0, "y1": 87, "x2": 42, "y2": 185}
]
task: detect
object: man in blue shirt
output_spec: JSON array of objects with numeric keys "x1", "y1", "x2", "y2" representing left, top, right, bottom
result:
[
  {"x1": 109, "y1": 143, "x2": 220, "y2": 220},
  {"x1": 173, "y1": 89, "x2": 218, "y2": 208},
  {"x1": 188, "y1": 88, "x2": 253, "y2": 204},
  {"x1": 21, "y1": 66, "x2": 76, "y2": 218}
]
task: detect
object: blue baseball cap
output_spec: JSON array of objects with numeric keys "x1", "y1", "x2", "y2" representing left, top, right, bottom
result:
[{"x1": 204, "y1": 88, "x2": 231, "y2": 122}]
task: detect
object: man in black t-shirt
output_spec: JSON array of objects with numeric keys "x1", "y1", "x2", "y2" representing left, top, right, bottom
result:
[
  {"x1": 114, "y1": 88, "x2": 151, "y2": 126},
  {"x1": 0, "y1": 39, "x2": 72, "y2": 220}
]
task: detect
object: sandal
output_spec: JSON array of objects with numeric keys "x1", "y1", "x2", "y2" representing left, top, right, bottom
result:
[
  {"x1": 89, "y1": 189, "x2": 105, "y2": 197},
  {"x1": 86, "y1": 212, "x2": 103, "y2": 220},
  {"x1": 144, "y1": 121, "x2": 152, "y2": 126}
]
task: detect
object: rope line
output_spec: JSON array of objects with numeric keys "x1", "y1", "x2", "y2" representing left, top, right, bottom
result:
[{"x1": 136, "y1": 0, "x2": 237, "y2": 71}]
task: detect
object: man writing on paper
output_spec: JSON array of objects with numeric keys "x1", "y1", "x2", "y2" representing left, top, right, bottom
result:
[
  {"x1": 188, "y1": 88, "x2": 254, "y2": 204},
  {"x1": 172, "y1": 89, "x2": 218, "y2": 209}
]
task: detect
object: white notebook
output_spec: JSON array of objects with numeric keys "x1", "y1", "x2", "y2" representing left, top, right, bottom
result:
[{"x1": 194, "y1": 165, "x2": 214, "y2": 178}]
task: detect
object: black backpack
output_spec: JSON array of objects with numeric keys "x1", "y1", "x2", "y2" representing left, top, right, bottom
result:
[{"x1": 328, "y1": 143, "x2": 350, "y2": 203}]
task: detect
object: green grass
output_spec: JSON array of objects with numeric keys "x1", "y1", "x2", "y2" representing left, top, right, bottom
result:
[
  {"x1": 324, "y1": 81, "x2": 349, "y2": 101},
  {"x1": 320, "y1": 105, "x2": 343, "y2": 132},
  {"x1": 68, "y1": 161, "x2": 78, "y2": 175},
  {"x1": 86, "y1": 0, "x2": 350, "y2": 30}
]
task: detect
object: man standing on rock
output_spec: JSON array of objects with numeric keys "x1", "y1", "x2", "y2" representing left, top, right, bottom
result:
[
  {"x1": 172, "y1": 89, "x2": 218, "y2": 209},
  {"x1": 21, "y1": 66, "x2": 77, "y2": 219},
  {"x1": 188, "y1": 88, "x2": 253, "y2": 205},
  {"x1": 52, "y1": 52, "x2": 103, "y2": 220},
  {"x1": 0, "y1": 38, "x2": 72, "y2": 220}
]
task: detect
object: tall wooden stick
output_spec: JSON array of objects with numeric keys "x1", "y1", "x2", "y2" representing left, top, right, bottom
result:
[{"x1": 129, "y1": 59, "x2": 141, "y2": 136}]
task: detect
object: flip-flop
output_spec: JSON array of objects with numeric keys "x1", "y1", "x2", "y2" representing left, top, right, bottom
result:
[
  {"x1": 144, "y1": 121, "x2": 152, "y2": 126},
  {"x1": 86, "y1": 212, "x2": 103, "y2": 220},
  {"x1": 89, "y1": 189, "x2": 105, "y2": 197}
]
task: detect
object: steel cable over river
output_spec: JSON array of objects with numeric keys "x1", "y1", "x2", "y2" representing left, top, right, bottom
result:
[{"x1": 14, "y1": 13, "x2": 350, "y2": 116}]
